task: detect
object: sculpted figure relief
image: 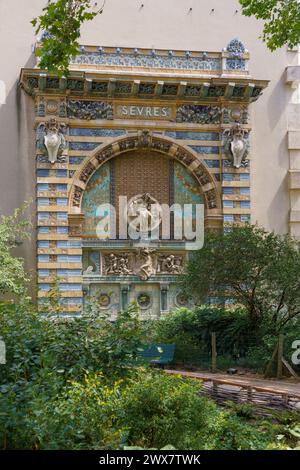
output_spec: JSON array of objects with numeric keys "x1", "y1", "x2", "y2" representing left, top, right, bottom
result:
[
  {"x1": 37, "y1": 118, "x2": 66, "y2": 164},
  {"x1": 128, "y1": 193, "x2": 161, "y2": 237},
  {"x1": 136, "y1": 248, "x2": 157, "y2": 281},
  {"x1": 223, "y1": 123, "x2": 250, "y2": 169},
  {"x1": 158, "y1": 254, "x2": 184, "y2": 274},
  {"x1": 104, "y1": 253, "x2": 133, "y2": 275},
  {"x1": 102, "y1": 250, "x2": 184, "y2": 280}
]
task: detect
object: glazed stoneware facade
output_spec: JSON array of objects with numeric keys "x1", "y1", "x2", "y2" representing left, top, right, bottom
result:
[
  {"x1": 1, "y1": 0, "x2": 299, "y2": 315},
  {"x1": 19, "y1": 41, "x2": 268, "y2": 316}
]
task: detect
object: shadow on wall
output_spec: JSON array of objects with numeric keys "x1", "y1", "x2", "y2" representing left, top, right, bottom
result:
[
  {"x1": 266, "y1": 70, "x2": 291, "y2": 232},
  {"x1": 0, "y1": 53, "x2": 37, "y2": 277}
]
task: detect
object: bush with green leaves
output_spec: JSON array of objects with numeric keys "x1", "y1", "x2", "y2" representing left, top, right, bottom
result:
[
  {"x1": 15, "y1": 370, "x2": 299, "y2": 450},
  {"x1": 151, "y1": 306, "x2": 257, "y2": 367},
  {"x1": 0, "y1": 299, "x2": 144, "y2": 449},
  {"x1": 183, "y1": 225, "x2": 300, "y2": 332},
  {"x1": 0, "y1": 205, "x2": 31, "y2": 297}
]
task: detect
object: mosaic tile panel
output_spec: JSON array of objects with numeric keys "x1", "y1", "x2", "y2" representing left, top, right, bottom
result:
[
  {"x1": 71, "y1": 52, "x2": 222, "y2": 71},
  {"x1": 165, "y1": 131, "x2": 220, "y2": 141},
  {"x1": 69, "y1": 142, "x2": 102, "y2": 151},
  {"x1": 82, "y1": 161, "x2": 111, "y2": 237},
  {"x1": 69, "y1": 128, "x2": 126, "y2": 137},
  {"x1": 189, "y1": 145, "x2": 220, "y2": 155}
]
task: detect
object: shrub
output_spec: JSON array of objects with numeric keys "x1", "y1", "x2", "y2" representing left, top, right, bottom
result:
[
  {"x1": 119, "y1": 371, "x2": 224, "y2": 449},
  {"x1": 152, "y1": 306, "x2": 257, "y2": 367},
  {"x1": 0, "y1": 300, "x2": 144, "y2": 449}
]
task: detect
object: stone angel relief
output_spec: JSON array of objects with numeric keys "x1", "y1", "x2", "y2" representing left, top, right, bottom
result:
[
  {"x1": 36, "y1": 118, "x2": 67, "y2": 163},
  {"x1": 223, "y1": 123, "x2": 250, "y2": 169}
]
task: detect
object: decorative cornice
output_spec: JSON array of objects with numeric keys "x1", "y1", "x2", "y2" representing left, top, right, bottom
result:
[
  {"x1": 20, "y1": 69, "x2": 268, "y2": 104},
  {"x1": 33, "y1": 43, "x2": 250, "y2": 75}
]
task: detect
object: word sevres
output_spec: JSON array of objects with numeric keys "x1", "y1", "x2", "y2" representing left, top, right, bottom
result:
[{"x1": 118, "y1": 105, "x2": 172, "y2": 119}]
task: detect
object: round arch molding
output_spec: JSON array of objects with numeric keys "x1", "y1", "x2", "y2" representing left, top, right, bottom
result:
[{"x1": 68, "y1": 131, "x2": 223, "y2": 235}]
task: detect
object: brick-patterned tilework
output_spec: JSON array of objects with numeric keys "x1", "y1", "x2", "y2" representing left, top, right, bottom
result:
[{"x1": 114, "y1": 150, "x2": 171, "y2": 205}]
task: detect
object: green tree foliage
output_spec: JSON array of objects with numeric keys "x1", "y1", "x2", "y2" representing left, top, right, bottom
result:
[
  {"x1": 183, "y1": 225, "x2": 300, "y2": 331},
  {"x1": 0, "y1": 206, "x2": 31, "y2": 297},
  {"x1": 239, "y1": 0, "x2": 300, "y2": 50},
  {"x1": 1, "y1": 298, "x2": 299, "y2": 449},
  {"x1": 31, "y1": 1, "x2": 105, "y2": 76}
]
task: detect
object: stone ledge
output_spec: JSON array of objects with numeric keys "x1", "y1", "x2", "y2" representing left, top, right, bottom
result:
[
  {"x1": 289, "y1": 170, "x2": 300, "y2": 189},
  {"x1": 288, "y1": 131, "x2": 300, "y2": 150},
  {"x1": 286, "y1": 66, "x2": 300, "y2": 87},
  {"x1": 290, "y1": 210, "x2": 300, "y2": 223}
]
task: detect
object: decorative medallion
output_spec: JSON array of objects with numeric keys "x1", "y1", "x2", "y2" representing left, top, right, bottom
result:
[
  {"x1": 99, "y1": 293, "x2": 111, "y2": 308},
  {"x1": 137, "y1": 293, "x2": 152, "y2": 309}
]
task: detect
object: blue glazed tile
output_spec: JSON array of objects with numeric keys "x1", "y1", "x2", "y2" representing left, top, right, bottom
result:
[
  {"x1": 69, "y1": 142, "x2": 101, "y2": 151},
  {"x1": 69, "y1": 156, "x2": 85, "y2": 165},
  {"x1": 223, "y1": 187, "x2": 234, "y2": 195},
  {"x1": 71, "y1": 52, "x2": 222, "y2": 71},
  {"x1": 69, "y1": 128, "x2": 125, "y2": 137},
  {"x1": 165, "y1": 131, "x2": 220, "y2": 141},
  {"x1": 204, "y1": 159, "x2": 220, "y2": 168},
  {"x1": 240, "y1": 187, "x2": 250, "y2": 195},
  {"x1": 240, "y1": 201, "x2": 250, "y2": 209},
  {"x1": 189, "y1": 145, "x2": 219, "y2": 155}
]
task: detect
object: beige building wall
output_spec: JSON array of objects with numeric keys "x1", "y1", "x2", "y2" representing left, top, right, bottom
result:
[{"x1": 0, "y1": 0, "x2": 297, "y2": 275}]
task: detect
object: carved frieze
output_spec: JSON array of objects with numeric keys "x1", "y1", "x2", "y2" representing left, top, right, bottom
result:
[
  {"x1": 194, "y1": 166, "x2": 211, "y2": 186},
  {"x1": 157, "y1": 254, "x2": 184, "y2": 274},
  {"x1": 67, "y1": 100, "x2": 113, "y2": 120},
  {"x1": 176, "y1": 105, "x2": 222, "y2": 124},
  {"x1": 68, "y1": 214, "x2": 85, "y2": 238},
  {"x1": 205, "y1": 188, "x2": 218, "y2": 209},
  {"x1": 175, "y1": 147, "x2": 195, "y2": 166},
  {"x1": 102, "y1": 249, "x2": 185, "y2": 280},
  {"x1": 73, "y1": 186, "x2": 84, "y2": 207},
  {"x1": 79, "y1": 162, "x2": 96, "y2": 183}
]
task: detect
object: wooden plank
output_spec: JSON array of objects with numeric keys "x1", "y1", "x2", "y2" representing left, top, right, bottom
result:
[
  {"x1": 164, "y1": 369, "x2": 300, "y2": 398},
  {"x1": 211, "y1": 332, "x2": 217, "y2": 373},
  {"x1": 282, "y1": 357, "x2": 299, "y2": 378},
  {"x1": 277, "y1": 334, "x2": 284, "y2": 379}
]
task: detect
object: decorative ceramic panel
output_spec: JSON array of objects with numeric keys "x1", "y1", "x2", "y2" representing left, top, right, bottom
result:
[
  {"x1": 82, "y1": 162, "x2": 111, "y2": 237},
  {"x1": 71, "y1": 52, "x2": 221, "y2": 71}
]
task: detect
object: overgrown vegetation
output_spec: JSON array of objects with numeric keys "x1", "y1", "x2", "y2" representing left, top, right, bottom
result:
[
  {"x1": 1, "y1": 210, "x2": 300, "y2": 449},
  {"x1": 1, "y1": 298, "x2": 300, "y2": 450},
  {"x1": 0, "y1": 205, "x2": 31, "y2": 296},
  {"x1": 148, "y1": 304, "x2": 300, "y2": 373}
]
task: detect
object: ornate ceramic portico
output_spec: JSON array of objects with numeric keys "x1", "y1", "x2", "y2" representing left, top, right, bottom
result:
[{"x1": 20, "y1": 39, "x2": 268, "y2": 317}]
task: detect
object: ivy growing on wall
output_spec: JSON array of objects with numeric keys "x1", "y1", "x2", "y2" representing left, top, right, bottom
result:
[{"x1": 31, "y1": 1, "x2": 105, "y2": 76}]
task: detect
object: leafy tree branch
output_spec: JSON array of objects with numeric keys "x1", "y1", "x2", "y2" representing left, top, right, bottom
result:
[
  {"x1": 239, "y1": 0, "x2": 300, "y2": 50},
  {"x1": 31, "y1": 0, "x2": 106, "y2": 76}
]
